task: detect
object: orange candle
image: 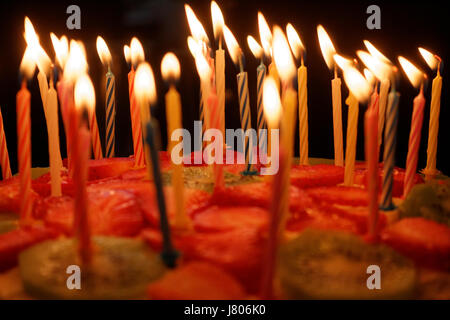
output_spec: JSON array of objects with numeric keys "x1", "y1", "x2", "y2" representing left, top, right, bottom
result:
[{"x1": 0, "y1": 106, "x2": 12, "y2": 180}]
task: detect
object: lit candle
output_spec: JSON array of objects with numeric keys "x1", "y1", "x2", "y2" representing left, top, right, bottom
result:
[
  {"x1": 398, "y1": 57, "x2": 427, "y2": 197},
  {"x1": 247, "y1": 35, "x2": 267, "y2": 158},
  {"x1": 96, "y1": 36, "x2": 116, "y2": 158},
  {"x1": 223, "y1": 25, "x2": 256, "y2": 174},
  {"x1": 134, "y1": 62, "x2": 156, "y2": 175},
  {"x1": 272, "y1": 26, "x2": 297, "y2": 235},
  {"x1": 287, "y1": 23, "x2": 308, "y2": 165},
  {"x1": 211, "y1": 1, "x2": 226, "y2": 140},
  {"x1": 126, "y1": 38, "x2": 145, "y2": 167},
  {"x1": 0, "y1": 106, "x2": 12, "y2": 180},
  {"x1": 317, "y1": 25, "x2": 343, "y2": 166},
  {"x1": 161, "y1": 52, "x2": 191, "y2": 230},
  {"x1": 260, "y1": 77, "x2": 282, "y2": 299},
  {"x1": 258, "y1": 12, "x2": 279, "y2": 92},
  {"x1": 17, "y1": 47, "x2": 36, "y2": 225},
  {"x1": 419, "y1": 47, "x2": 442, "y2": 178}
]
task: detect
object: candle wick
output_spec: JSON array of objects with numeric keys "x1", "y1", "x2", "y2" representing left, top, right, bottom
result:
[
  {"x1": 239, "y1": 54, "x2": 244, "y2": 73},
  {"x1": 333, "y1": 65, "x2": 338, "y2": 79},
  {"x1": 301, "y1": 54, "x2": 305, "y2": 67}
]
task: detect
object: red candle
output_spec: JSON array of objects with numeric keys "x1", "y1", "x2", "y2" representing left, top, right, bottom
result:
[
  {"x1": 16, "y1": 80, "x2": 33, "y2": 225},
  {"x1": 365, "y1": 96, "x2": 379, "y2": 239},
  {"x1": 0, "y1": 106, "x2": 12, "y2": 180},
  {"x1": 57, "y1": 79, "x2": 75, "y2": 173}
]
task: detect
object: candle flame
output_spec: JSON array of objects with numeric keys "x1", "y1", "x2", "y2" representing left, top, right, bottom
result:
[
  {"x1": 357, "y1": 50, "x2": 391, "y2": 81},
  {"x1": 187, "y1": 36, "x2": 202, "y2": 58},
  {"x1": 223, "y1": 25, "x2": 242, "y2": 67},
  {"x1": 211, "y1": 1, "x2": 225, "y2": 42},
  {"x1": 134, "y1": 62, "x2": 157, "y2": 105},
  {"x1": 64, "y1": 40, "x2": 88, "y2": 83},
  {"x1": 272, "y1": 26, "x2": 296, "y2": 83},
  {"x1": 258, "y1": 12, "x2": 272, "y2": 58},
  {"x1": 334, "y1": 54, "x2": 371, "y2": 103},
  {"x1": 24, "y1": 17, "x2": 52, "y2": 76},
  {"x1": 364, "y1": 68, "x2": 376, "y2": 86},
  {"x1": 185, "y1": 4, "x2": 210, "y2": 44},
  {"x1": 398, "y1": 56, "x2": 424, "y2": 88},
  {"x1": 130, "y1": 37, "x2": 145, "y2": 67},
  {"x1": 50, "y1": 33, "x2": 69, "y2": 69},
  {"x1": 418, "y1": 47, "x2": 439, "y2": 70},
  {"x1": 74, "y1": 73, "x2": 95, "y2": 113},
  {"x1": 161, "y1": 52, "x2": 181, "y2": 82},
  {"x1": 247, "y1": 35, "x2": 263, "y2": 60},
  {"x1": 19, "y1": 47, "x2": 36, "y2": 79},
  {"x1": 364, "y1": 40, "x2": 392, "y2": 65},
  {"x1": 195, "y1": 51, "x2": 212, "y2": 83},
  {"x1": 123, "y1": 45, "x2": 131, "y2": 64},
  {"x1": 286, "y1": 23, "x2": 305, "y2": 62},
  {"x1": 317, "y1": 25, "x2": 336, "y2": 70},
  {"x1": 263, "y1": 76, "x2": 281, "y2": 128},
  {"x1": 96, "y1": 36, "x2": 112, "y2": 67}
]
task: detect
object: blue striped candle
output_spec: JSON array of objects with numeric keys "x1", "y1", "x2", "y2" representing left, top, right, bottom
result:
[
  {"x1": 105, "y1": 69, "x2": 116, "y2": 157},
  {"x1": 380, "y1": 89, "x2": 400, "y2": 210},
  {"x1": 257, "y1": 63, "x2": 267, "y2": 157},
  {"x1": 237, "y1": 71, "x2": 254, "y2": 172}
]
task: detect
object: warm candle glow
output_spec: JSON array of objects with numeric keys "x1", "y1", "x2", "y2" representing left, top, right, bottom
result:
[
  {"x1": 187, "y1": 36, "x2": 201, "y2": 58},
  {"x1": 317, "y1": 25, "x2": 337, "y2": 70},
  {"x1": 134, "y1": 62, "x2": 157, "y2": 105},
  {"x1": 123, "y1": 45, "x2": 131, "y2": 64},
  {"x1": 19, "y1": 47, "x2": 36, "y2": 79},
  {"x1": 194, "y1": 51, "x2": 212, "y2": 83},
  {"x1": 364, "y1": 68, "x2": 376, "y2": 86},
  {"x1": 74, "y1": 73, "x2": 95, "y2": 113},
  {"x1": 24, "y1": 17, "x2": 51, "y2": 75},
  {"x1": 286, "y1": 23, "x2": 304, "y2": 62},
  {"x1": 263, "y1": 76, "x2": 281, "y2": 128},
  {"x1": 64, "y1": 40, "x2": 88, "y2": 83},
  {"x1": 185, "y1": 4, "x2": 210, "y2": 44},
  {"x1": 357, "y1": 50, "x2": 391, "y2": 81},
  {"x1": 398, "y1": 56, "x2": 424, "y2": 88},
  {"x1": 211, "y1": 1, "x2": 225, "y2": 42},
  {"x1": 130, "y1": 37, "x2": 145, "y2": 67},
  {"x1": 272, "y1": 26, "x2": 296, "y2": 83},
  {"x1": 161, "y1": 52, "x2": 181, "y2": 82},
  {"x1": 96, "y1": 36, "x2": 112, "y2": 67},
  {"x1": 258, "y1": 12, "x2": 272, "y2": 58},
  {"x1": 247, "y1": 35, "x2": 263, "y2": 60},
  {"x1": 223, "y1": 25, "x2": 241, "y2": 67},
  {"x1": 364, "y1": 40, "x2": 392, "y2": 65},
  {"x1": 50, "y1": 33, "x2": 69, "y2": 69},
  {"x1": 334, "y1": 54, "x2": 371, "y2": 103},
  {"x1": 418, "y1": 47, "x2": 439, "y2": 70}
]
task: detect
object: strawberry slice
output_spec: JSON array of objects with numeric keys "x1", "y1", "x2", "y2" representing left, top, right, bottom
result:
[
  {"x1": 0, "y1": 178, "x2": 41, "y2": 214},
  {"x1": 286, "y1": 210, "x2": 360, "y2": 234},
  {"x1": 31, "y1": 171, "x2": 75, "y2": 197},
  {"x1": 0, "y1": 225, "x2": 59, "y2": 271},
  {"x1": 193, "y1": 206, "x2": 269, "y2": 233},
  {"x1": 148, "y1": 262, "x2": 247, "y2": 300},
  {"x1": 381, "y1": 217, "x2": 450, "y2": 271},
  {"x1": 290, "y1": 164, "x2": 344, "y2": 188},
  {"x1": 306, "y1": 185, "x2": 369, "y2": 206}
]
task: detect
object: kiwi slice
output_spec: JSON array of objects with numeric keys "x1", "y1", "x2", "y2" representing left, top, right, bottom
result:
[
  {"x1": 279, "y1": 229, "x2": 417, "y2": 299},
  {"x1": 19, "y1": 236, "x2": 166, "y2": 299}
]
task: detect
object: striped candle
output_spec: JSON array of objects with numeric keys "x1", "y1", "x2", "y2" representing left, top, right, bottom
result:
[
  {"x1": 344, "y1": 94, "x2": 359, "y2": 185},
  {"x1": 128, "y1": 70, "x2": 145, "y2": 167},
  {"x1": 88, "y1": 104, "x2": 103, "y2": 160},
  {"x1": 0, "y1": 106, "x2": 12, "y2": 180},
  {"x1": 16, "y1": 81, "x2": 33, "y2": 225},
  {"x1": 377, "y1": 79, "x2": 390, "y2": 151},
  {"x1": 256, "y1": 63, "x2": 267, "y2": 157},
  {"x1": 105, "y1": 69, "x2": 116, "y2": 158},
  {"x1": 404, "y1": 89, "x2": 426, "y2": 197},
  {"x1": 199, "y1": 86, "x2": 207, "y2": 149},
  {"x1": 237, "y1": 71, "x2": 253, "y2": 172},
  {"x1": 425, "y1": 69, "x2": 442, "y2": 175},
  {"x1": 380, "y1": 89, "x2": 400, "y2": 209}
]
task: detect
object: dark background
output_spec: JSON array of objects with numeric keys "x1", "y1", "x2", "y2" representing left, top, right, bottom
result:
[{"x1": 0, "y1": 0, "x2": 448, "y2": 176}]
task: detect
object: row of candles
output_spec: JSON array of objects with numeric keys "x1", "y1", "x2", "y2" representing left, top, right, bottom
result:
[{"x1": 0, "y1": 2, "x2": 443, "y2": 270}]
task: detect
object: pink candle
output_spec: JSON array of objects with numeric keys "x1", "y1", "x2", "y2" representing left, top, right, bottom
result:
[
  {"x1": 128, "y1": 69, "x2": 145, "y2": 167},
  {"x1": 0, "y1": 106, "x2": 12, "y2": 180},
  {"x1": 207, "y1": 86, "x2": 224, "y2": 190},
  {"x1": 365, "y1": 96, "x2": 379, "y2": 239},
  {"x1": 16, "y1": 81, "x2": 33, "y2": 225},
  {"x1": 404, "y1": 88, "x2": 426, "y2": 197}
]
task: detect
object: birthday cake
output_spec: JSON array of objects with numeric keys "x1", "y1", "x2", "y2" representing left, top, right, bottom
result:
[{"x1": 0, "y1": 155, "x2": 448, "y2": 300}]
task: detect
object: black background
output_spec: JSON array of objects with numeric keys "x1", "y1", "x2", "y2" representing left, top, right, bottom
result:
[{"x1": 0, "y1": 0, "x2": 448, "y2": 176}]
